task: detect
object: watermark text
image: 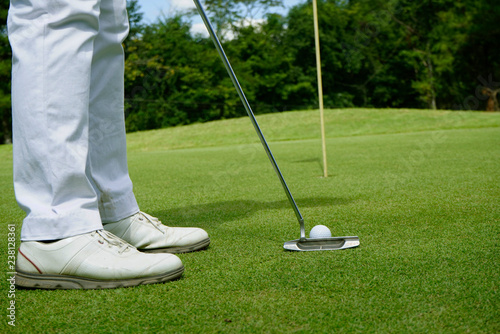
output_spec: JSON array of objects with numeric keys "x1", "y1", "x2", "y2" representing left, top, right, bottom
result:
[{"x1": 6, "y1": 224, "x2": 16, "y2": 327}]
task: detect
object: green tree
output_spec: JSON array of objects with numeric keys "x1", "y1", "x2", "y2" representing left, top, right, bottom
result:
[
  {"x1": 284, "y1": 0, "x2": 369, "y2": 109},
  {"x1": 124, "y1": 15, "x2": 242, "y2": 132},
  {"x1": 224, "y1": 13, "x2": 298, "y2": 113},
  {"x1": 200, "y1": 0, "x2": 284, "y2": 38},
  {"x1": 125, "y1": 0, "x2": 144, "y2": 54},
  {"x1": 340, "y1": 0, "x2": 422, "y2": 108},
  {"x1": 384, "y1": 0, "x2": 453, "y2": 109},
  {"x1": 122, "y1": 0, "x2": 499, "y2": 133},
  {"x1": 452, "y1": 0, "x2": 500, "y2": 111},
  {"x1": 357, "y1": 0, "x2": 480, "y2": 110}
]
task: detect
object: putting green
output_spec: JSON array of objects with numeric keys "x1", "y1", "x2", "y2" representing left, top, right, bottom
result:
[{"x1": 0, "y1": 109, "x2": 498, "y2": 333}]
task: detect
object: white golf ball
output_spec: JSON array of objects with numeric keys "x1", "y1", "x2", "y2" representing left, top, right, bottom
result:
[{"x1": 309, "y1": 225, "x2": 332, "y2": 238}]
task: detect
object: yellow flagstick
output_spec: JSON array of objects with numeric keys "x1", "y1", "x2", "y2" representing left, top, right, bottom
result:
[{"x1": 313, "y1": 0, "x2": 328, "y2": 178}]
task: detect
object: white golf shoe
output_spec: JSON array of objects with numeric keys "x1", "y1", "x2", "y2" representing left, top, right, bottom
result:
[
  {"x1": 104, "y1": 212, "x2": 210, "y2": 254},
  {"x1": 15, "y1": 230, "x2": 184, "y2": 289}
]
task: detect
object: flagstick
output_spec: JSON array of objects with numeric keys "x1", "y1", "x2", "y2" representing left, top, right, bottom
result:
[{"x1": 312, "y1": 0, "x2": 328, "y2": 178}]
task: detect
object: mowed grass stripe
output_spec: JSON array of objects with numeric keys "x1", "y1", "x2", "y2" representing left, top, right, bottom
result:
[{"x1": 126, "y1": 108, "x2": 500, "y2": 152}]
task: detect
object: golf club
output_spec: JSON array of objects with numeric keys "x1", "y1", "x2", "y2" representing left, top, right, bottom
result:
[{"x1": 193, "y1": 0, "x2": 359, "y2": 251}]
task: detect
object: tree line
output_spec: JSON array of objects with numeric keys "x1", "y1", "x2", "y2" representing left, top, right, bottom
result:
[{"x1": 0, "y1": 0, "x2": 499, "y2": 141}]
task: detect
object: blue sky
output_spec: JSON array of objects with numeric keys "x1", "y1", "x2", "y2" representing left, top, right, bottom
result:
[{"x1": 137, "y1": 0, "x2": 304, "y2": 26}]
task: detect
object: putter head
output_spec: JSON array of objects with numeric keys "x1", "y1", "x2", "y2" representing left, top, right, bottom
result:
[{"x1": 283, "y1": 236, "x2": 360, "y2": 251}]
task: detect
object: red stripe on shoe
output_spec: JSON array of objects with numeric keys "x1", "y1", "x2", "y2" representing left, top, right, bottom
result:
[{"x1": 18, "y1": 249, "x2": 43, "y2": 274}]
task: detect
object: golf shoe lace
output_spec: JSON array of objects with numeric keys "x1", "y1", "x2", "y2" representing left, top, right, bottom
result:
[
  {"x1": 137, "y1": 211, "x2": 167, "y2": 234},
  {"x1": 95, "y1": 230, "x2": 133, "y2": 254}
]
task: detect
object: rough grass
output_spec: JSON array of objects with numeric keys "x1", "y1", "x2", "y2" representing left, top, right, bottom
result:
[{"x1": 0, "y1": 108, "x2": 499, "y2": 333}]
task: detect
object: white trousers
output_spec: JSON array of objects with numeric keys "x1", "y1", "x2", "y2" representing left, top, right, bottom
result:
[{"x1": 8, "y1": 0, "x2": 139, "y2": 241}]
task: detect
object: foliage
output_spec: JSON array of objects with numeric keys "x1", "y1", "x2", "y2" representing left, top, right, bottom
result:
[
  {"x1": 124, "y1": 15, "x2": 242, "y2": 132},
  {"x1": 120, "y1": 0, "x2": 500, "y2": 132},
  {"x1": 1, "y1": 0, "x2": 498, "y2": 137},
  {"x1": 199, "y1": 0, "x2": 284, "y2": 38}
]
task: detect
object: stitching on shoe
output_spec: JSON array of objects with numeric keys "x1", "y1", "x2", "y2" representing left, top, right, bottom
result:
[{"x1": 18, "y1": 249, "x2": 43, "y2": 274}]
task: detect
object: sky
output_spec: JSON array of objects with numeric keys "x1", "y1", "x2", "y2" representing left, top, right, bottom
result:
[{"x1": 137, "y1": 0, "x2": 304, "y2": 35}]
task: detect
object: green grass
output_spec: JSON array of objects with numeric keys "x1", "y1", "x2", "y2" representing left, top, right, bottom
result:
[{"x1": 1, "y1": 108, "x2": 499, "y2": 333}]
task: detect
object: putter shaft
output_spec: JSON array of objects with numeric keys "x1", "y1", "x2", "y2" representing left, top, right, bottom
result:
[{"x1": 193, "y1": 0, "x2": 306, "y2": 239}]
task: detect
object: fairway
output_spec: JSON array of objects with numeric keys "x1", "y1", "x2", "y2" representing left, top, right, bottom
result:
[{"x1": 1, "y1": 109, "x2": 499, "y2": 333}]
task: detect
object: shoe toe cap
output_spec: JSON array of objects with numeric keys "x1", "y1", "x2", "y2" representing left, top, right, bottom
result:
[
  {"x1": 147, "y1": 253, "x2": 184, "y2": 275},
  {"x1": 177, "y1": 228, "x2": 209, "y2": 246}
]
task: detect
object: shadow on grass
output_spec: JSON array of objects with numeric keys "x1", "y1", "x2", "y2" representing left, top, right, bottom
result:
[{"x1": 152, "y1": 197, "x2": 355, "y2": 228}]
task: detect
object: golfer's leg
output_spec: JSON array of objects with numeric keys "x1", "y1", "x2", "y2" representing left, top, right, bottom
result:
[
  {"x1": 8, "y1": 0, "x2": 103, "y2": 240},
  {"x1": 89, "y1": 0, "x2": 210, "y2": 254},
  {"x1": 87, "y1": 0, "x2": 139, "y2": 223}
]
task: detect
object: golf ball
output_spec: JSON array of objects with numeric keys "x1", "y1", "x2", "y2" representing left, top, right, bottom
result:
[{"x1": 309, "y1": 225, "x2": 332, "y2": 238}]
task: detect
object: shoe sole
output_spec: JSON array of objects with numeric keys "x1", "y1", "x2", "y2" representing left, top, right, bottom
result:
[
  {"x1": 15, "y1": 266, "x2": 184, "y2": 290},
  {"x1": 139, "y1": 238, "x2": 210, "y2": 254}
]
